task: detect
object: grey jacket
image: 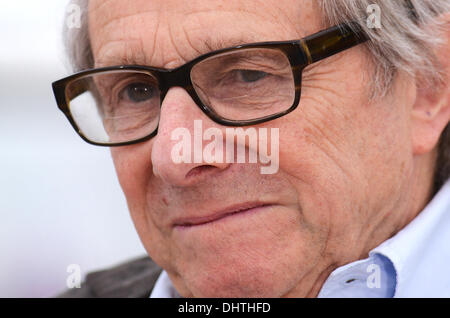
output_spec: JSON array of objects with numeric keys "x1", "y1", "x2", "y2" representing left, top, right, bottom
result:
[{"x1": 58, "y1": 256, "x2": 163, "y2": 298}]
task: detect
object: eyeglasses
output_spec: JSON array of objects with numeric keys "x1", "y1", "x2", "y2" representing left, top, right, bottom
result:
[{"x1": 52, "y1": 23, "x2": 367, "y2": 146}]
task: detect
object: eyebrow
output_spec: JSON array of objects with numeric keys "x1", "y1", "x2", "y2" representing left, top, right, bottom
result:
[
  {"x1": 95, "y1": 40, "x2": 148, "y2": 68},
  {"x1": 203, "y1": 34, "x2": 263, "y2": 52},
  {"x1": 96, "y1": 55, "x2": 147, "y2": 68}
]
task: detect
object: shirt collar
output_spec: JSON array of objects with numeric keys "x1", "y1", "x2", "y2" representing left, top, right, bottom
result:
[
  {"x1": 149, "y1": 270, "x2": 181, "y2": 298},
  {"x1": 317, "y1": 252, "x2": 396, "y2": 298},
  {"x1": 371, "y1": 179, "x2": 450, "y2": 297}
]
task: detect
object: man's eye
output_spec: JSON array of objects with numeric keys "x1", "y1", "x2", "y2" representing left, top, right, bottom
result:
[
  {"x1": 236, "y1": 70, "x2": 268, "y2": 83},
  {"x1": 123, "y1": 83, "x2": 155, "y2": 103}
]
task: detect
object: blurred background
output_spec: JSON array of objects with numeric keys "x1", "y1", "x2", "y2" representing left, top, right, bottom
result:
[{"x1": 0, "y1": 1, "x2": 146, "y2": 297}]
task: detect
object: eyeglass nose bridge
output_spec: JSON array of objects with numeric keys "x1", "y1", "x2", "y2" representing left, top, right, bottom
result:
[{"x1": 156, "y1": 66, "x2": 213, "y2": 118}]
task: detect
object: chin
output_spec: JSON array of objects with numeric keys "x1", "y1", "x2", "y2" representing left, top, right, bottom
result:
[
  {"x1": 172, "y1": 235, "x2": 308, "y2": 298},
  {"x1": 179, "y1": 260, "x2": 289, "y2": 298}
]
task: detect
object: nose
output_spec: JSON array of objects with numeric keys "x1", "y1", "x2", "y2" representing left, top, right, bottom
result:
[{"x1": 151, "y1": 87, "x2": 230, "y2": 186}]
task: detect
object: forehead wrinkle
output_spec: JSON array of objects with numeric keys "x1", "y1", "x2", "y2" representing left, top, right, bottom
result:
[
  {"x1": 163, "y1": 8, "x2": 271, "y2": 65},
  {"x1": 182, "y1": 21, "x2": 262, "y2": 58},
  {"x1": 89, "y1": 0, "x2": 162, "y2": 28},
  {"x1": 89, "y1": 0, "x2": 162, "y2": 57},
  {"x1": 178, "y1": 9, "x2": 306, "y2": 54},
  {"x1": 164, "y1": 19, "x2": 195, "y2": 68},
  {"x1": 148, "y1": 12, "x2": 161, "y2": 68},
  {"x1": 181, "y1": 26, "x2": 203, "y2": 58},
  {"x1": 90, "y1": 0, "x2": 116, "y2": 12},
  {"x1": 91, "y1": 0, "x2": 314, "y2": 69},
  {"x1": 90, "y1": 8, "x2": 160, "y2": 67},
  {"x1": 90, "y1": 11, "x2": 158, "y2": 53},
  {"x1": 260, "y1": 0, "x2": 314, "y2": 37}
]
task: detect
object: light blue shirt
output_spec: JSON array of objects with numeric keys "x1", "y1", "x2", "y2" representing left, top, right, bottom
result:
[{"x1": 151, "y1": 180, "x2": 450, "y2": 298}]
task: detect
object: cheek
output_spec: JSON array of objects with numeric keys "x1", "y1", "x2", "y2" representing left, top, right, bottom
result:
[
  {"x1": 111, "y1": 144, "x2": 176, "y2": 265},
  {"x1": 110, "y1": 144, "x2": 153, "y2": 207},
  {"x1": 274, "y1": 95, "x2": 376, "y2": 241},
  {"x1": 275, "y1": 85, "x2": 413, "y2": 248}
]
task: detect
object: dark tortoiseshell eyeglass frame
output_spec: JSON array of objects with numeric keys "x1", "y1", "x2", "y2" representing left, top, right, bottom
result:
[{"x1": 52, "y1": 22, "x2": 368, "y2": 147}]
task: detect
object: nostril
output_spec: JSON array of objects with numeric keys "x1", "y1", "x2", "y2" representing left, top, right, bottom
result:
[{"x1": 185, "y1": 165, "x2": 217, "y2": 179}]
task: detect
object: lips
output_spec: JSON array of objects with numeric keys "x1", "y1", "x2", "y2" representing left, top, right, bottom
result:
[{"x1": 173, "y1": 202, "x2": 271, "y2": 228}]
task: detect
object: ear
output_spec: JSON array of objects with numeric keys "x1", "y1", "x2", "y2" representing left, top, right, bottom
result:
[{"x1": 411, "y1": 20, "x2": 450, "y2": 156}]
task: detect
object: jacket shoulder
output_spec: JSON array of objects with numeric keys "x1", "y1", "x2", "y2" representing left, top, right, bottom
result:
[{"x1": 57, "y1": 256, "x2": 162, "y2": 298}]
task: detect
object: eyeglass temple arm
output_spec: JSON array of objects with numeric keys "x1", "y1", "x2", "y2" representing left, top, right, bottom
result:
[{"x1": 300, "y1": 23, "x2": 368, "y2": 65}]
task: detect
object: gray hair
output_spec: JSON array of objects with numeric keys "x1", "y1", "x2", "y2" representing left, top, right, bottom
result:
[{"x1": 64, "y1": 0, "x2": 450, "y2": 193}]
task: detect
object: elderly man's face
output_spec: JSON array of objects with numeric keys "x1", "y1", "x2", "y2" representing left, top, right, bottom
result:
[{"x1": 89, "y1": 0, "x2": 419, "y2": 297}]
